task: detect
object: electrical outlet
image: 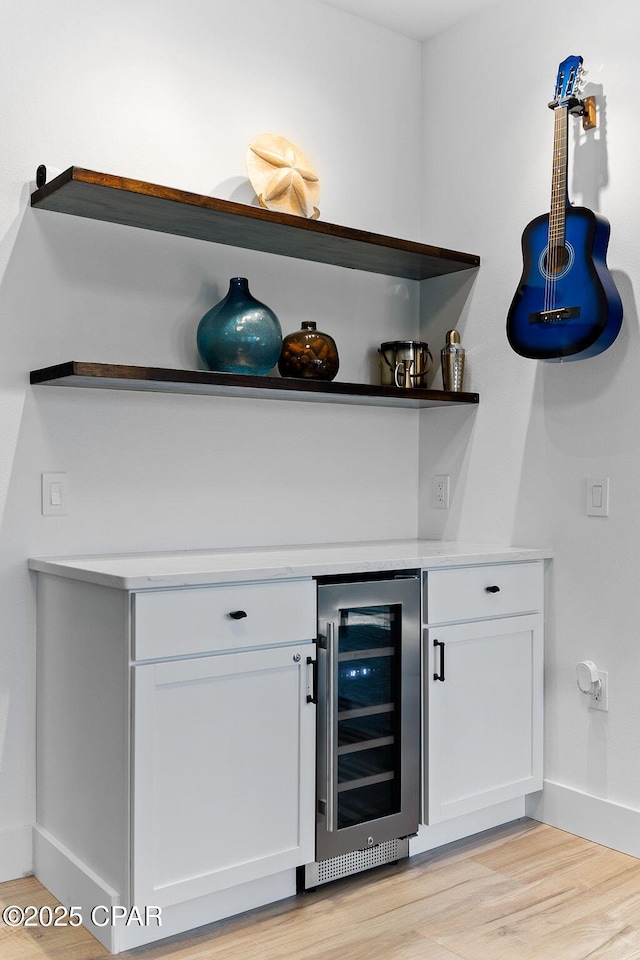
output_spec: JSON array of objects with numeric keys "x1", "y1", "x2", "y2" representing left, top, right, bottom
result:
[
  {"x1": 433, "y1": 475, "x2": 450, "y2": 509},
  {"x1": 590, "y1": 671, "x2": 608, "y2": 712}
]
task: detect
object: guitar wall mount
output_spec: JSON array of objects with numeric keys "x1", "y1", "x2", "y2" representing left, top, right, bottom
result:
[
  {"x1": 548, "y1": 94, "x2": 597, "y2": 131},
  {"x1": 573, "y1": 95, "x2": 597, "y2": 131}
]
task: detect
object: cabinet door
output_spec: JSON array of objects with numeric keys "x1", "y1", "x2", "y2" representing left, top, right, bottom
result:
[
  {"x1": 132, "y1": 644, "x2": 316, "y2": 908},
  {"x1": 425, "y1": 614, "x2": 543, "y2": 825}
]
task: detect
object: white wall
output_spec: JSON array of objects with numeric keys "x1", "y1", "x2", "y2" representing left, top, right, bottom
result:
[
  {"x1": 7, "y1": 0, "x2": 632, "y2": 885},
  {"x1": 419, "y1": 0, "x2": 640, "y2": 823},
  {"x1": 0, "y1": 0, "x2": 424, "y2": 878}
]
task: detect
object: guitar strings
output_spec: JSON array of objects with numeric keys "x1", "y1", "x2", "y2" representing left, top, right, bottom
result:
[
  {"x1": 546, "y1": 107, "x2": 558, "y2": 312},
  {"x1": 544, "y1": 111, "x2": 554, "y2": 314},
  {"x1": 545, "y1": 104, "x2": 568, "y2": 315}
]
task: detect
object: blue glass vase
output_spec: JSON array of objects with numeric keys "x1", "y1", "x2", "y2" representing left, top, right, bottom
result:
[{"x1": 197, "y1": 277, "x2": 282, "y2": 376}]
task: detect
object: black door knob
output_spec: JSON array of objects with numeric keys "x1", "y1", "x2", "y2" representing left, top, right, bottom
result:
[{"x1": 229, "y1": 610, "x2": 248, "y2": 619}]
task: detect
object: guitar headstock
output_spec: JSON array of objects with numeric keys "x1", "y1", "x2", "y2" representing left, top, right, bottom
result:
[{"x1": 550, "y1": 55, "x2": 585, "y2": 108}]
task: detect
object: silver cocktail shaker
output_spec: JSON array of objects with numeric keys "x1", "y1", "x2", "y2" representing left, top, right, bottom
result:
[{"x1": 441, "y1": 329, "x2": 465, "y2": 391}]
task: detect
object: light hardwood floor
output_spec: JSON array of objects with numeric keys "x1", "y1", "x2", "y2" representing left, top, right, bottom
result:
[{"x1": 2, "y1": 819, "x2": 640, "y2": 960}]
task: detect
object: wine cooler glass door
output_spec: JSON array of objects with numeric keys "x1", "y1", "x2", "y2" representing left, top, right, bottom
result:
[{"x1": 317, "y1": 576, "x2": 420, "y2": 861}]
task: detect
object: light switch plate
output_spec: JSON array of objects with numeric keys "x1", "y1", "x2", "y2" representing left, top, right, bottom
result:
[
  {"x1": 42, "y1": 472, "x2": 67, "y2": 516},
  {"x1": 586, "y1": 477, "x2": 609, "y2": 517}
]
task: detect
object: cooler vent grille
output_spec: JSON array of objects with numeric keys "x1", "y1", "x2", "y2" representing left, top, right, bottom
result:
[{"x1": 304, "y1": 838, "x2": 408, "y2": 888}]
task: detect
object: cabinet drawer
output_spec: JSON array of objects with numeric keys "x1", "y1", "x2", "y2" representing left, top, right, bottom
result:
[
  {"x1": 133, "y1": 578, "x2": 316, "y2": 660},
  {"x1": 425, "y1": 561, "x2": 543, "y2": 625}
]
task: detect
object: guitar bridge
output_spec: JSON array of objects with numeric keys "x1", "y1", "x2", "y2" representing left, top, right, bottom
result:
[{"x1": 529, "y1": 306, "x2": 580, "y2": 324}]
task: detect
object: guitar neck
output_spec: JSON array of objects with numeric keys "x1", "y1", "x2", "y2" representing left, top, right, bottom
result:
[{"x1": 549, "y1": 104, "x2": 569, "y2": 246}]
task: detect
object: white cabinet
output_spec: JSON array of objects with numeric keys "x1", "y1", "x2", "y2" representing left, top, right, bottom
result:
[
  {"x1": 30, "y1": 542, "x2": 548, "y2": 952},
  {"x1": 131, "y1": 579, "x2": 317, "y2": 910},
  {"x1": 33, "y1": 573, "x2": 317, "y2": 952},
  {"x1": 423, "y1": 561, "x2": 544, "y2": 825},
  {"x1": 132, "y1": 578, "x2": 316, "y2": 660},
  {"x1": 133, "y1": 642, "x2": 315, "y2": 908}
]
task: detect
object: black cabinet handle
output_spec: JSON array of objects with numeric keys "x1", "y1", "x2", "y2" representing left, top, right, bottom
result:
[
  {"x1": 229, "y1": 610, "x2": 248, "y2": 620},
  {"x1": 485, "y1": 585, "x2": 501, "y2": 593},
  {"x1": 433, "y1": 639, "x2": 445, "y2": 682},
  {"x1": 307, "y1": 656, "x2": 318, "y2": 704}
]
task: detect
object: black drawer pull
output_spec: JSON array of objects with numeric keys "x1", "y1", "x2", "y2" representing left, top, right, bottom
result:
[
  {"x1": 433, "y1": 639, "x2": 445, "y2": 682},
  {"x1": 307, "y1": 656, "x2": 318, "y2": 704},
  {"x1": 485, "y1": 585, "x2": 501, "y2": 593},
  {"x1": 229, "y1": 610, "x2": 248, "y2": 620}
]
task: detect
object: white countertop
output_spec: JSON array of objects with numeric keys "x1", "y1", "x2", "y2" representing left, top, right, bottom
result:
[{"x1": 28, "y1": 539, "x2": 551, "y2": 591}]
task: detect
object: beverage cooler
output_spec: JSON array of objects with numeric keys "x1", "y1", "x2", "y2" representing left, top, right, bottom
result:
[{"x1": 301, "y1": 570, "x2": 421, "y2": 889}]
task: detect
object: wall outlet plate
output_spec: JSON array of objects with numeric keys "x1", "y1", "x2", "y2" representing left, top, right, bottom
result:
[
  {"x1": 433, "y1": 475, "x2": 450, "y2": 509},
  {"x1": 589, "y1": 670, "x2": 608, "y2": 711}
]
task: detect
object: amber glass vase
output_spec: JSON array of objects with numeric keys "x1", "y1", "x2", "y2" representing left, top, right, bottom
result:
[{"x1": 278, "y1": 321, "x2": 339, "y2": 381}]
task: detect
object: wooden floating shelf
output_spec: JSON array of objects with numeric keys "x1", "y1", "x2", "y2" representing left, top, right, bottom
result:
[
  {"x1": 29, "y1": 170, "x2": 481, "y2": 412},
  {"x1": 30, "y1": 167, "x2": 480, "y2": 281},
  {"x1": 29, "y1": 362, "x2": 480, "y2": 409}
]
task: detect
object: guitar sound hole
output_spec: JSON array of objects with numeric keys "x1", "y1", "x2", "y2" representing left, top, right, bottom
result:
[{"x1": 544, "y1": 245, "x2": 570, "y2": 275}]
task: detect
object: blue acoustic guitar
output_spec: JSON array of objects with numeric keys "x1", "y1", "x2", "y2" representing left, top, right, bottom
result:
[{"x1": 506, "y1": 55, "x2": 622, "y2": 361}]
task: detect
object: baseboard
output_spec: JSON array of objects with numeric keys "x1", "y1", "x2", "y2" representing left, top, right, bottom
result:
[
  {"x1": 33, "y1": 825, "x2": 120, "y2": 951},
  {"x1": 0, "y1": 824, "x2": 33, "y2": 881},
  {"x1": 33, "y1": 825, "x2": 296, "y2": 954},
  {"x1": 116, "y1": 870, "x2": 295, "y2": 953},
  {"x1": 409, "y1": 797, "x2": 526, "y2": 857},
  {"x1": 526, "y1": 780, "x2": 640, "y2": 859}
]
